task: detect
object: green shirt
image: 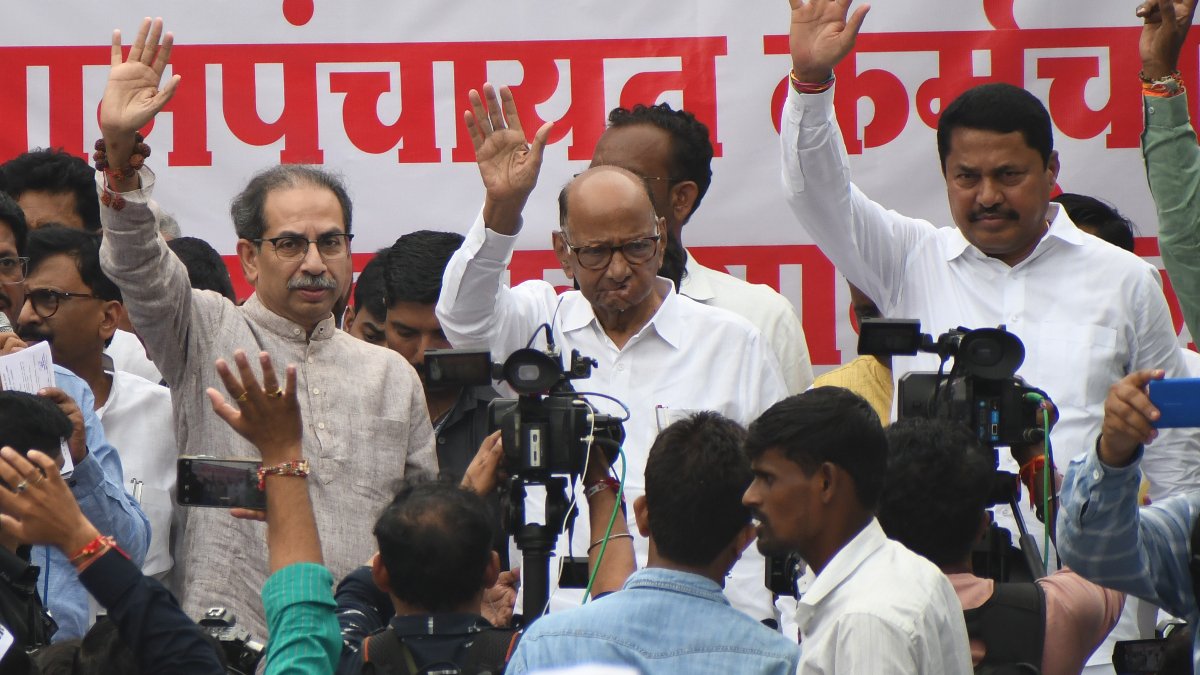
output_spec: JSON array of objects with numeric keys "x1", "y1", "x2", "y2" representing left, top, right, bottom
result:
[
  {"x1": 1142, "y1": 91, "x2": 1200, "y2": 341},
  {"x1": 263, "y1": 562, "x2": 341, "y2": 675}
]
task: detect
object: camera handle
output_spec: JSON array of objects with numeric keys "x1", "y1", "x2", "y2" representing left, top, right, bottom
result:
[
  {"x1": 1008, "y1": 489, "x2": 1048, "y2": 580},
  {"x1": 507, "y1": 475, "x2": 574, "y2": 624}
]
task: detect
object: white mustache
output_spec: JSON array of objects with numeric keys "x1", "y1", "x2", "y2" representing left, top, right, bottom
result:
[{"x1": 288, "y1": 275, "x2": 337, "y2": 291}]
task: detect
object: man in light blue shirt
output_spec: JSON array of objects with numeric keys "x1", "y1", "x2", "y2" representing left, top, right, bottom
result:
[
  {"x1": 1057, "y1": 367, "x2": 1200, "y2": 673},
  {"x1": 507, "y1": 413, "x2": 799, "y2": 675}
]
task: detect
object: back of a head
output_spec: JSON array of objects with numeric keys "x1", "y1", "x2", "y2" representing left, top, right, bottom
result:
[
  {"x1": 166, "y1": 236, "x2": 238, "y2": 301},
  {"x1": 936, "y1": 83, "x2": 1053, "y2": 172},
  {"x1": 0, "y1": 149, "x2": 101, "y2": 232},
  {"x1": 643, "y1": 412, "x2": 752, "y2": 567},
  {"x1": 607, "y1": 103, "x2": 713, "y2": 220},
  {"x1": 0, "y1": 191, "x2": 30, "y2": 254},
  {"x1": 879, "y1": 418, "x2": 994, "y2": 568},
  {"x1": 0, "y1": 390, "x2": 72, "y2": 459},
  {"x1": 353, "y1": 249, "x2": 389, "y2": 321},
  {"x1": 1051, "y1": 193, "x2": 1136, "y2": 253},
  {"x1": 383, "y1": 230, "x2": 464, "y2": 307},
  {"x1": 373, "y1": 480, "x2": 494, "y2": 612},
  {"x1": 229, "y1": 164, "x2": 353, "y2": 241},
  {"x1": 745, "y1": 387, "x2": 887, "y2": 510},
  {"x1": 26, "y1": 226, "x2": 121, "y2": 302}
]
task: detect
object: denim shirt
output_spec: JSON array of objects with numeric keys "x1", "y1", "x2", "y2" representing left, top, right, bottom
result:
[{"x1": 508, "y1": 567, "x2": 800, "y2": 675}]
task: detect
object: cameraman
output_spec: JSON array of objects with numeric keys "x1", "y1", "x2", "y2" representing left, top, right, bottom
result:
[{"x1": 879, "y1": 417, "x2": 1124, "y2": 674}]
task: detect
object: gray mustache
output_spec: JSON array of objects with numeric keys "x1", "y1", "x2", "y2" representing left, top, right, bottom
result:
[{"x1": 288, "y1": 275, "x2": 337, "y2": 291}]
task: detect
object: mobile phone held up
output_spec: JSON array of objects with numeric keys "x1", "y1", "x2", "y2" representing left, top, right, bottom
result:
[
  {"x1": 178, "y1": 456, "x2": 266, "y2": 510},
  {"x1": 1147, "y1": 378, "x2": 1200, "y2": 428}
]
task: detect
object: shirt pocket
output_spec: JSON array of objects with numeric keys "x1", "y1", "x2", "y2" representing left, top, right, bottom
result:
[
  {"x1": 336, "y1": 413, "x2": 408, "y2": 501},
  {"x1": 1025, "y1": 322, "x2": 1119, "y2": 409}
]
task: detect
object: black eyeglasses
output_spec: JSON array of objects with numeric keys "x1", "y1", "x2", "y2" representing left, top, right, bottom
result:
[
  {"x1": 26, "y1": 288, "x2": 104, "y2": 319},
  {"x1": 560, "y1": 233, "x2": 661, "y2": 270},
  {"x1": 253, "y1": 233, "x2": 354, "y2": 261},
  {"x1": 0, "y1": 257, "x2": 28, "y2": 284}
]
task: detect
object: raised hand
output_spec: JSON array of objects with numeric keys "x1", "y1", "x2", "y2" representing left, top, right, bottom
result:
[
  {"x1": 465, "y1": 84, "x2": 553, "y2": 235},
  {"x1": 0, "y1": 448, "x2": 100, "y2": 555},
  {"x1": 100, "y1": 17, "x2": 181, "y2": 167},
  {"x1": 788, "y1": 0, "x2": 871, "y2": 83},
  {"x1": 1138, "y1": 0, "x2": 1197, "y2": 79},
  {"x1": 37, "y1": 387, "x2": 87, "y2": 464},
  {"x1": 460, "y1": 430, "x2": 505, "y2": 497},
  {"x1": 1098, "y1": 369, "x2": 1164, "y2": 467},
  {"x1": 206, "y1": 350, "x2": 302, "y2": 467}
]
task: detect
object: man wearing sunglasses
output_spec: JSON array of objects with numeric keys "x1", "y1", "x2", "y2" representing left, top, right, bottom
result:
[
  {"x1": 88, "y1": 19, "x2": 437, "y2": 638},
  {"x1": 437, "y1": 84, "x2": 787, "y2": 622}
]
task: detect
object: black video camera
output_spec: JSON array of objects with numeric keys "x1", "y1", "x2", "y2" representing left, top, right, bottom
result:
[
  {"x1": 859, "y1": 319, "x2": 1046, "y2": 450},
  {"x1": 197, "y1": 607, "x2": 265, "y2": 675}
]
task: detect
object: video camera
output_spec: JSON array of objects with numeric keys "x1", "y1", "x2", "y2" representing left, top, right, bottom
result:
[
  {"x1": 424, "y1": 335, "x2": 627, "y2": 621},
  {"x1": 423, "y1": 345, "x2": 625, "y2": 477}
]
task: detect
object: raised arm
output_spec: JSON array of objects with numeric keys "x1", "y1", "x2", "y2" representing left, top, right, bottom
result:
[
  {"x1": 96, "y1": 18, "x2": 208, "y2": 389},
  {"x1": 466, "y1": 84, "x2": 553, "y2": 236},
  {"x1": 780, "y1": 0, "x2": 931, "y2": 312},
  {"x1": 208, "y1": 350, "x2": 340, "y2": 674},
  {"x1": 1138, "y1": 0, "x2": 1200, "y2": 340}
]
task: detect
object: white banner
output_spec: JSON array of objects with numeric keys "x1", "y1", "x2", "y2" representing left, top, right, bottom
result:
[{"x1": 3, "y1": 0, "x2": 1191, "y2": 366}]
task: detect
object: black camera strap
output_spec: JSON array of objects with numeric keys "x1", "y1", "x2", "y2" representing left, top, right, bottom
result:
[{"x1": 362, "y1": 626, "x2": 519, "y2": 675}]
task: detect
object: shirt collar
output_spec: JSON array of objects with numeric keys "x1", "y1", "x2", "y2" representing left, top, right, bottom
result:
[
  {"x1": 679, "y1": 251, "x2": 715, "y2": 301},
  {"x1": 242, "y1": 293, "x2": 337, "y2": 342},
  {"x1": 559, "y1": 278, "x2": 684, "y2": 350},
  {"x1": 622, "y1": 567, "x2": 729, "y2": 605},
  {"x1": 794, "y1": 518, "x2": 887, "y2": 625},
  {"x1": 942, "y1": 202, "x2": 1081, "y2": 263}
]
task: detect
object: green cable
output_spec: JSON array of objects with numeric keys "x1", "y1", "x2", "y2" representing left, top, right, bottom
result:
[{"x1": 582, "y1": 445, "x2": 627, "y2": 603}]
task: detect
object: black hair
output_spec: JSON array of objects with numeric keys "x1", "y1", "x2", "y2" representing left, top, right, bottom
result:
[
  {"x1": 0, "y1": 191, "x2": 29, "y2": 255},
  {"x1": 229, "y1": 165, "x2": 353, "y2": 241},
  {"x1": 745, "y1": 387, "x2": 888, "y2": 509},
  {"x1": 607, "y1": 103, "x2": 713, "y2": 221},
  {"x1": 166, "y1": 237, "x2": 237, "y2": 301},
  {"x1": 383, "y1": 231, "x2": 464, "y2": 307},
  {"x1": 644, "y1": 412, "x2": 753, "y2": 567},
  {"x1": 0, "y1": 390, "x2": 71, "y2": 459},
  {"x1": 353, "y1": 249, "x2": 389, "y2": 321},
  {"x1": 1051, "y1": 193, "x2": 1137, "y2": 253},
  {"x1": 937, "y1": 83, "x2": 1054, "y2": 173},
  {"x1": 0, "y1": 148, "x2": 101, "y2": 232},
  {"x1": 879, "y1": 418, "x2": 994, "y2": 568},
  {"x1": 26, "y1": 226, "x2": 121, "y2": 302},
  {"x1": 373, "y1": 480, "x2": 494, "y2": 612}
]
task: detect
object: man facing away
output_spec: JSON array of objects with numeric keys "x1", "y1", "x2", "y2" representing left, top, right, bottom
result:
[
  {"x1": 508, "y1": 412, "x2": 800, "y2": 675},
  {"x1": 742, "y1": 387, "x2": 972, "y2": 673},
  {"x1": 93, "y1": 18, "x2": 435, "y2": 636}
]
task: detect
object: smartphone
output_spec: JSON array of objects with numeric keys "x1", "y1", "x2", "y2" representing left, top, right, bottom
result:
[
  {"x1": 177, "y1": 456, "x2": 266, "y2": 510},
  {"x1": 1147, "y1": 378, "x2": 1200, "y2": 428}
]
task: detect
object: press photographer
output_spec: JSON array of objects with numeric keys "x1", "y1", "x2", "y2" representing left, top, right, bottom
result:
[{"x1": 880, "y1": 417, "x2": 1124, "y2": 674}]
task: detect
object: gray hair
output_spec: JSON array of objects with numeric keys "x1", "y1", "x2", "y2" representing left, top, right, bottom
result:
[{"x1": 229, "y1": 165, "x2": 353, "y2": 241}]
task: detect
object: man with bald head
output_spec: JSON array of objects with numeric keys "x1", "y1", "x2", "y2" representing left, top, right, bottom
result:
[{"x1": 437, "y1": 85, "x2": 787, "y2": 621}]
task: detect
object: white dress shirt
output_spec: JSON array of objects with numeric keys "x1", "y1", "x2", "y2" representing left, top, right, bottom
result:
[
  {"x1": 105, "y1": 328, "x2": 163, "y2": 384},
  {"x1": 437, "y1": 214, "x2": 789, "y2": 620},
  {"x1": 681, "y1": 252, "x2": 814, "y2": 394},
  {"x1": 794, "y1": 519, "x2": 973, "y2": 674},
  {"x1": 94, "y1": 370, "x2": 177, "y2": 580},
  {"x1": 781, "y1": 86, "x2": 1196, "y2": 499}
]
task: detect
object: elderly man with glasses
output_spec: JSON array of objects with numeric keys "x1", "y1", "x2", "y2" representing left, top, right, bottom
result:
[
  {"x1": 436, "y1": 85, "x2": 787, "y2": 623},
  {"x1": 90, "y1": 19, "x2": 436, "y2": 638}
]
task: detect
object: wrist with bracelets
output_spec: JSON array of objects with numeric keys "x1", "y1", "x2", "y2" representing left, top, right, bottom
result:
[
  {"x1": 789, "y1": 70, "x2": 835, "y2": 95},
  {"x1": 1141, "y1": 69, "x2": 1185, "y2": 98},
  {"x1": 68, "y1": 534, "x2": 126, "y2": 571},
  {"x1": 93, "y1": 134, "x2": 152, "y2": 210},
  {"x1": 257, "y1": 459, "x2": 311, "y2": 491}
]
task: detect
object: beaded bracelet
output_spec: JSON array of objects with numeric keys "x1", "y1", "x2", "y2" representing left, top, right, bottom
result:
[
  {"x1": 256, "y1": 459, "x2": 311, "y2": 491},
  {"x1": 1141, "y1": 70, "x2": 1185, "y2": 98}
]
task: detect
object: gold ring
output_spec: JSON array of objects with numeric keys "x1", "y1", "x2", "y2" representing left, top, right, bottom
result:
[
  {"x1": 268, "y1": 388, "x2": 285, "y2": 398},
  {"x1": 236, "y1": 392, "x2": 249, "y2": 403},
  {"x1": 29, "y1": 474, "x2": 44, "y2": 486},
  {"x1": 15, "y1": 480, "x2": 28, "y2": 493}
]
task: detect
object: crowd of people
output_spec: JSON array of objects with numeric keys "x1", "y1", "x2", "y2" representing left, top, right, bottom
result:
[{"x1": 2, "y1": 0, "x2": 1200, "y2": 673}]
